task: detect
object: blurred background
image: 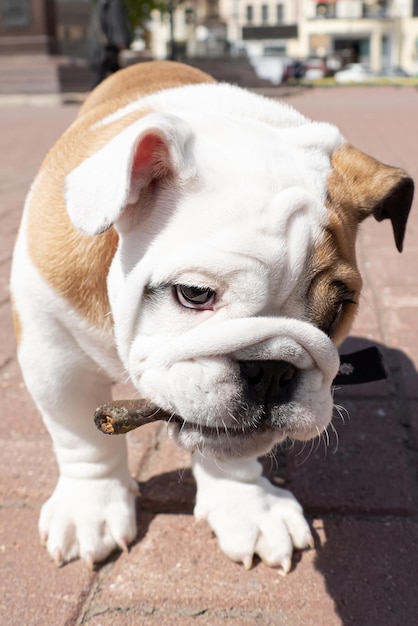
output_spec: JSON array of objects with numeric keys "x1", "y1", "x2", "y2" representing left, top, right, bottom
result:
[{"x1": 1, "y1": 0, "x2": 418, "y2": 95}]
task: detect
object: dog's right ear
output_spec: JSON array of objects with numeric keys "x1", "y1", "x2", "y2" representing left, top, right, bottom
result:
[
  {"x1": 328, "y1": 143, "x2": 414, "y2": 252},
  {"x1": 64, "y1": 113, "x2": 194, "y2": 235}
]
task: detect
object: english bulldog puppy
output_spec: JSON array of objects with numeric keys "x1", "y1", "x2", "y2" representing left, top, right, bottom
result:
[{"x1": 10, "y1": 61, "x2": 413, "y2": 572}]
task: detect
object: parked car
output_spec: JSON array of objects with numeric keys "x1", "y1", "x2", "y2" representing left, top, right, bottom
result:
[
  {"x1": 334, "y1": 63, "x2": 375, "y2": 83},
  {"x1": 304, "y1": 57, "x2": 327, "y2": 80}
]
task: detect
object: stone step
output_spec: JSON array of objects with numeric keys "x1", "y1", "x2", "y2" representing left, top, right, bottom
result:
[
  {"x1": 0, "y1": 54, "x2": 92, "y2": 94},
  {"x1": 0, "y1": 55, "x2": 59, "y2": 93}
]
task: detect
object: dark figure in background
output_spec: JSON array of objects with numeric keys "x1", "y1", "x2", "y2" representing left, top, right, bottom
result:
[{"x1": 88, "y1": 0, "x2": 131, "y2": 87}]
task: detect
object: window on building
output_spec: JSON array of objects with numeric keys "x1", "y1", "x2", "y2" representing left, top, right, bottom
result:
[
  {"x1": 414, "y1": 0, "x2": 418, "y2": 18},
  {"x1": 246, "y1": 5, "x2": 253, "y2": 23},
  {"x1": 316, "y1": 2, "x2": 336, "y2": 18},
  {"x1": 362, "y1": 1, "x2": 389, "y2": 18},
  {"x1": 206, "y1": 0, "x2": 219, "y2": 18},
  {"x1": 277, "y1": 3, "x2": 284, "y2": 22},
  {"x1": 261, "y1": 4, "x2": 269, "y2": 23}
]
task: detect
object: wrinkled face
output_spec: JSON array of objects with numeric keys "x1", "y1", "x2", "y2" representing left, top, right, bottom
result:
[
  {"x1": 66, "y1": 103, "x2": 412, "y2": 461},
  {"x1": 107, "y1": 127, "x2": 364, "y2": 460}
]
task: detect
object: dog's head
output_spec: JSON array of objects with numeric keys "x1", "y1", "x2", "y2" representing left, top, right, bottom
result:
[{"x1": 65, "y1": 103, "x2": 413, "y2": 459}]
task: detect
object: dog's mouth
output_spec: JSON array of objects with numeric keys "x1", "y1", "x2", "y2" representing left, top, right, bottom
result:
[
  {"x1": 94, "y1": 391, "x2": 332, "y2": 459},
  {"x1": 166, "y1": 360, "x2": 316, "y2": 456},
  {"x1": 169, "y1": 416, "x2": 271, "y2": 438},
  {"x1": 166, "y1": 411, "x2": 307, "y2": 460},
  {"x1": 169, "y1": 420, "x2": 271, "y2": 460}
]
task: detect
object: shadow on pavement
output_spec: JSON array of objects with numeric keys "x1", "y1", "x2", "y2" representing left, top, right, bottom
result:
[{"x1": 289, "y1": 335, "x2": 418, "y2": 624}]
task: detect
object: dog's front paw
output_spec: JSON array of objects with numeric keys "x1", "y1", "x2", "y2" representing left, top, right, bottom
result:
[
  {"x1": 39, "y1": 475, "x2": 138, "y2": 567},
  {"x1": 195, "y1": 475, "x2": 313, "y2": 574}
]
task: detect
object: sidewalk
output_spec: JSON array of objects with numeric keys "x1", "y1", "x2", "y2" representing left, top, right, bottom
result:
[{"x1": 1, "y1": 86, "x2": 418, "y2": 625}]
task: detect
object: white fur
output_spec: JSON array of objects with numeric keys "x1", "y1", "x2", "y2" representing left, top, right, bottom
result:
[
  {"x1": 193, "y1": 452, "x2": 312, "y2": 573},
  {"x1": 11, "y1": 81, "x2": 345, "y2": 568}
]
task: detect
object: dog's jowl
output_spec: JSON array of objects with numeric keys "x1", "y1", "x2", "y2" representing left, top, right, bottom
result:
[{"x1": 10, "y1": 61, "x2": 413, "y2": 572}]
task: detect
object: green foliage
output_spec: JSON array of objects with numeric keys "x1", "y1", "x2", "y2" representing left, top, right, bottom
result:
[{"x1": 123, "y1": 0, "x2": 170, "y2": 31}]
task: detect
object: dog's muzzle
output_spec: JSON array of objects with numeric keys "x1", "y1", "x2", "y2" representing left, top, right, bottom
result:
[{"x1": 134, "y1": 317, "x2": 340, "y2": 458}]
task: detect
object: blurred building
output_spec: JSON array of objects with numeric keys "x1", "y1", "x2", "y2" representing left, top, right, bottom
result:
[
  {"x1": 150, "y1": 1, "x2": 418, "y2": 77},
  {"x1": 2, "y1": 1, "x2": 417, "y2": 83},
  {"x1": 0, "y1": 0, "x2": 58, "y2": 54},
  {"x1": 54, "y1": 0, "x2": 89, "y2": 58}
]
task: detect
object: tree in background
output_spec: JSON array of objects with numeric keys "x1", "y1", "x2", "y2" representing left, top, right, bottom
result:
[
  {"x1": 123, "y1": 0, "x2": 182, "y2": 58},
  {"x1": 123, "y1": 0, "x2": 169, "y2": 33}
]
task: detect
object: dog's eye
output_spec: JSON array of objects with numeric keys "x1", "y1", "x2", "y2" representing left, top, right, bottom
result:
[
  {"x1": 174, "y1": 285, "x2": 215, "y2": 310},
  {"x1": 328, "y1": 283, "x2": 357, "y2": 335}
]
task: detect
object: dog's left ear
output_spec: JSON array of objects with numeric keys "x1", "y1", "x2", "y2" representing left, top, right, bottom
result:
[
  {"x1": 64, "y1": 112, "x2": 194, "y2": 235},
  {"x1": 328, "y1": 143, "x2": 414, "y2": 252}
]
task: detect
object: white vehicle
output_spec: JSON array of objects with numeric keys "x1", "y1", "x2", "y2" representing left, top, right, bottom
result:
[{"x1": 334, "y1": 63, "x2": 374, "y2": 83}]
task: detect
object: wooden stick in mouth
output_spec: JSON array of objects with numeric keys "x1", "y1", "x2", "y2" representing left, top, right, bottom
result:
[{"x1": 94, "y1": 399, "x2": 175, "y2": 435}]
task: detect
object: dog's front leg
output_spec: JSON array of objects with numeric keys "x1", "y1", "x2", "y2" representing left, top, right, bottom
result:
[
  {"x1": 18, "y1": 328, "x2": 138, "y2": 567},
  {"x1": 192, "y1": 451, "x2": 313, "y2": 573}
]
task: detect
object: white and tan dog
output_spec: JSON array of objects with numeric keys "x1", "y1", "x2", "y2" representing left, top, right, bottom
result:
[{"x1": 11, "y1": 61, "x2": 413, "y2": 572}]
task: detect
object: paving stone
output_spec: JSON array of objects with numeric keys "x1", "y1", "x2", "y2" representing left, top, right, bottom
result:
[
  {"x1": 83, "y1": 515, "x2": 418, "y2": 626},
  {"x1": 0, "y1": 508, "x2": 95, "y2": 626},
  {"x1": 406, "y1": 399, "x2": 418, "y2": 450},
  {"x1": 311, "y1": 517, "x2": 418, "y2": 625},
  {"x1": 0, "y1": 258, "x2": 11, "y2": 305},
  {"x1": 281, "y1": 399, "x2": 416, "y2": 516},
  {"x1": 135, "y1": 426, "x2": 195, "y2": 514},
  {"x1": 83, "y1": 516, "x2": 340, "y2": 626},
  {"x1": 0, "y1": 359, "x2": 53, "y2": 439},
  {"x1": 360, "y1": 242, "x2": 418, "y2": 291},
  {"x1": 0, "y1": 303, "x2": 16, "y2": 368},
  {"x1": 0, "y1": 439, "x2": 57, "y2": 506},
  {"x1": 0, "y1": 211, "x2": 19, "y2": 264}
]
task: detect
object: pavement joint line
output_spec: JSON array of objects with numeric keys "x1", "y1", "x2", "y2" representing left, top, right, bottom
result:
[
  {"x1": 73, "y1": 568, "x2": 104, "y2": 626},
  {"x1": 79, "y1": 604, "x2": 274, "y2": 621}
]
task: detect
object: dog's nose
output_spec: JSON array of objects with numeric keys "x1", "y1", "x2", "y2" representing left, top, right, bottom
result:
[{"x1": 239, "y1": 360, "x2": 297, "y2": 404}]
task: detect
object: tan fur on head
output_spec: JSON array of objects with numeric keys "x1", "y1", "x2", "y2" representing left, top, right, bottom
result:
[
  {"x1": 308, "y1": 214, "x2": 362, "y2": 346},
  {"x1": 327, "y1": 143, "x2": 413, "y2": 252},
  {"x1": 311, "y1": 142, "x2": 414, "y2": 346}
]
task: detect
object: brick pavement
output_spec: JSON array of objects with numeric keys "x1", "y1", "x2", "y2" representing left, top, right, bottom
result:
[{"x1": 1, "y1": 86, "x2": 418, "y2": 625}]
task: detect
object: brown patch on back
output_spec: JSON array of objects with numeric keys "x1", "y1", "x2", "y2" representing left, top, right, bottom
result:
[
  {"x1": 27, "y1": 176, "x2": 118, "y2": 330},
  {"x1": 25, "y1": 61, "x2": 215, "y2": 329}
]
